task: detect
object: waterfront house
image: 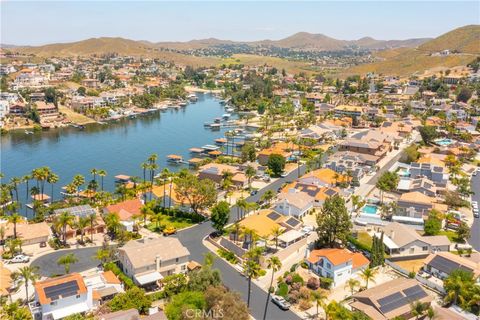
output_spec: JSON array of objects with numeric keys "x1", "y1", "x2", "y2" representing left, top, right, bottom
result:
[
  {"x1": 151, "y1": 183, "x2": 191, "y2": 212},
  {"x1": 197, "y1": 163, "x2": 247, "y2": 189},
  {"x1": 376, "y1": 222, "x2": 451, "y2": 258},
  {"x1": 423, "y1": 251, "x2": 480, "y2": 282},
  {"x1": 350, "y1": 278, "x2": 433, "y2": 320},
  {"x1": 34, "y1": 101, "x2": 57, "y2": 116},
  {"x1": 54, "y1": 205, "x2": 106, "y2": 239},
  {"x1": 306, "y1": 248, "x2": 369, "y2": 287},
  {"x1": 104, "y1": 199, "x2": 143, "y2": 231},
  {"x1": 117, "y1": 237, "x2": 190, "y2": 287},
  {"x1": 1, "y1": 221, "x2": 51, "y2": 247},
  {"x1": 30, "y1": 273, "x2": 95, "y2": 320}
]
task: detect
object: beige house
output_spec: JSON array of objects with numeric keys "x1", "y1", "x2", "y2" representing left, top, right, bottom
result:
[
  {"x1": 423, "y1": 251, "x2": 480, "y2": 281},
  {"x1": 350, "y1": 278, "x2": 433, "y2": 320},
  {"x1": 118, "y1": 237, "x2": 190, "y2": 286},
  {"x1": 377, "y1": 222, "x2": 450, "y2": 258},
  {"x1": 2, "y1": 221, "x2": 51, "y2": 246}
]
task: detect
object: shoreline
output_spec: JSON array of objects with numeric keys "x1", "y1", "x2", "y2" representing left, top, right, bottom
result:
[{"x1": 184, "y1": 85, "x2": 223, "y2": 94}]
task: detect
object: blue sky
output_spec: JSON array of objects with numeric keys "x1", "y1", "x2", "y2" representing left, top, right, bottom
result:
[{"x1": 1, "y1": 1, "x2": 479, "y2": 45}]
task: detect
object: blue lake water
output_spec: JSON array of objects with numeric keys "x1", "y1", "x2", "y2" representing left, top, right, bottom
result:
[{"x1": 1, "y1": 93, "x2": 234, "y2": 195}]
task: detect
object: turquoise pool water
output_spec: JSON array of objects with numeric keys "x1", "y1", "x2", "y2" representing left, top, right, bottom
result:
[
  {"x1": 435, "y1": 138, "x2": 455, "y2": 146},
  {"x1": 362, "y1": 205, "x2": 379, "y2": 215}
]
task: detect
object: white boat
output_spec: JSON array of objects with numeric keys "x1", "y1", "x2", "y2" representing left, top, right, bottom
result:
[
  {"x1": 25, "y1": 130, "x2": 34, "y2": 134},
  {"x1": 222, "y1": 113, "x2": 231, "y2": 119},
  {"x1": 225, "y1": 107, "x2": 234, "y2": 112},
  {"x1": 188, "y1": 94, "x2": 198, "y2": 102}
]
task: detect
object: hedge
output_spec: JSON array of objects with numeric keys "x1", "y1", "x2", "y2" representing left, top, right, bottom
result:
[
  {"x1": 347, "y1": 235, "x2": 372, "y2": 253},
  {"x1": 103, "y1": 262, "x2": 135, "y2": 289}
]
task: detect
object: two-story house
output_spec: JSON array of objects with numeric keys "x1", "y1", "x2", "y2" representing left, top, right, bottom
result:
[
  {"x1": 118, "y1": 237, "x2": 190, "y2": 287},
  {"x1": 30, "y1": 273, "x2": 94, "y2": 320},
  {"x1": 306, "y1": 248, "x2": 369, "y2": 287}
]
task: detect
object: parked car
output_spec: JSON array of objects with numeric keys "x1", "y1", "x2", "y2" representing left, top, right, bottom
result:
[
  {"x1": 163, "y1": 226, "x2": 177, "y2": 236},
  {"x1": 280, "y1": 172, "x2": 288, "y2": 178},
  {"x1": 8, "y1": 255, "x2": 30, "y2": 264},
  {"x1": 250, "y1": 190, "x2": 258, "y2": 196},
  {"x1": 272, "y1": 296, "x2": 291, "y2": 310},
  {"x1": 301, "y1": 226, "x2": 314, "y2": 235},
  {"x1": 473, "y1": 208, "x2": 479, "y2": 218}
]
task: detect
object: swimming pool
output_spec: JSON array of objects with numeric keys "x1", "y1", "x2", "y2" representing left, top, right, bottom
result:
[
  {"x1": 398, "y1": 168, "x2": 410, "y2": 177},
  {"x1": 362, "y1": 205, "x2": 379, "y2": 215},
  {"x1": 434, "y1": 138, "x2": 455, "y2": 146}
]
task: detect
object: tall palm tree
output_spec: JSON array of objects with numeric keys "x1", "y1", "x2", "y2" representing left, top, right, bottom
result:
[
  {"x1": 22, "y1": 175, "x2": 31, "y2": 214},
  {"x1": 72, "y1": 175, "x2": 85, "y2": 195},
  {"x1": 243, "y1": 256, "x2": 262, "y2": 308},
  {"x1": 54, "y1": 211, "x2": 74, "y2": 245},
  {"x1": 15, "y1": 266, "x2": 39, "y2": 304},
  {"x1": 160, "y1": 168, "x2": 170, "y2": 208},
  {"x1": 104, "y1": 212, "x2": 121, "y2": 238},
  {"x1": 47, "y1": 173, "x2": 59, "y2": 203},
  {"x1": 140, "y1": 204, "x2": 152, "y2": 227},
  {"x1": 98, "y1": 170, "x2": 107, "y2": 191},
  {"x1": 263, "y1": 256, "x2": 282, "y2": 320},
  {"x1": 9, "y1": 177, "x2": 21, "y2": 203},
  {"x1": 311, "y1": 289, "x2": 328, "y2": 320},
  {"x1": 345, "y1": 278, "x2": 360, "y2": 296},
  {"x1": 87, "y1": 213, "x2": 97, "y2": 241},
  {"x1": 76, "y1": 217, "x2": 89, "y2": 243},
  {"x1": 90, "y1": 168, "x2": 98, "y2": 182},
  {"x1": 360, "y1": 267, "x2": 378, "y2": 289},
  {"x1": 270, "y1": 226, "x2": 284, "y2": 250},
  {"x1": 5, "y1": 238, "x2": 22, "y2": 256},
  {"x1": 57, "y1": 253, "x2": 78, "y2": 274},
  {"x1": 7, "y1": 213, "x2": 23, "y2": 239}
]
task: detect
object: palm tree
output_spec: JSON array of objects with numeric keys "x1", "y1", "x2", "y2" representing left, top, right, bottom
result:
[
  {"x1": 270, "y1": 226, "x2": 284, "y2": 250},
  {"x1": 311, "y1": 289, "x2": 328, "y2": 319},
  {"x1": 72, "y1": 175, "x2": 85, "y2": 195},
  {"x1": 160, "y1": 168, "x2": 170, "y2": 208},
  {"x1": 426, "y1": 306, "x2": 437, "y2": 320},
  {"x1": 243, "y1": 255, "x2": 262, "y2": 308},
  {"x1": 22, "y1": 175, "x2": 31, "y2": 214},
  {"x1": 98, "y1": 170, "x2": 107, "y2": 191},
  {"x1": 0, "y1": 225, "x2": 5, "y2": 250},
  {"x1": 57, "y1": 253, "x2": 78, "y2": 274},
  {"x1": 245, "y1": 165, "x2": 256, "y2": 190},
  {"x1": 140, "y1": 204, "x2": 152, "y2": 227},
  {"x1": 15, "y1": 266, "x2": 39, "y2": 304},
  {"x1": 5, "y1": 238, "x2": 22, "y2": 256},
  {"x1": 9, "y1": 177, "x2": 21, "y2": 203},
  {"x1": 76, "y1": 217, "x2": 89, "y2": 243},
  {"x1": 360, "y1": 267, "x2": 378, "y2": 289},
  {"x1": 263, "y1": 256, "x2": 282, "y2": 320},
  {"x1": 47, "y1": 173, "x2": 59, "y2": 203},
  {"x1": 54, "y1": 211, "x2": 75, "y2": 245},
  {"x1": 104, "y1": 212, "x2": 121, "y2": 238},
  {"x1": 345, "y1": 278, "x2": 360, "y2": 296},
  {"x1": 7, "y1": 213, "x2": 23, "y2": 239},
  {"x1": 90, "y1": 168, "x2": 98, "y2": 182},
  {"x1": 87, "y1": 213, "x2": 97, "y2": 241},
  {"x1": 261, "y1": 189, "x2": 275, "y2": 205},
  {"x1": 410, "y1": 301, "x2": 428, "y2": 320},
  {"x1": 141, "y1": 162, "x2": 149, "y2": 185}
]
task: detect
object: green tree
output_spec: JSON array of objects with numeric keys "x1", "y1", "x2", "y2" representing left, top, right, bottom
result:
[
  {"x1": 419, "y1": 125, "x2": 439, "y2": 145},
  {"x1": 108, "y1": 287, "x2": 152, "y2": 314},
  {"x1": 424, "y1": 210, "x2": 442, "y2": 236},
  {"x1": 241, "y1": 143, "x2": 257, "y2": 162},
  {"x1": 410, "y1": 301, "x2": 429, "y2": 320},
  {"x1": 360, "y1": 267, "x2": 378, "y2": 289},
  {"x1": 14, "y1": 265, "x2": 40, "y2": 303},
  {"x1": 375, "y1": 171, "x2": 399, "y2": 203},
  {"x1": 204, "y1": 285, "x2": 250, "y2": 320},
  {"x1": 54, "y1": 211, "x2": 75, "y2": 245},
  {"x1": 210, "y1": 201, "x2": 230, "y2": 233},
  {"x1": 165, "y1": 291, "x2": 206, "y2": 320},
  {"x1": 57, "y1": 253, "x2": 78, "y2": 274},
  {"x1": 175, "y1": 172, "x2": 217, "y2": 215},
  {"x1": 345, "y1": 278, "x2": 360, "y2": 296},
  {"x1": 263, "y1": 256, "x2": 282, "y2": 320},
  {"x1": 243, "y1": 248, "x2": 263, "y2": 307},
  {"x1": 245, "y1": 165, "x2": 256, "y2": 189},
  {"x1": 316, "y1": 195, "x2": 352, "y2": 247},
  {"x1": 161, "y1": 273, "x2": 188, "y2": 298},
  {"x1": 267, "y1": 154, "x2": 286, "y2": 177},
  {"x1": 7, "y1": 213, "x2": 23, "y2": 239},
  {"x1": 456, "y1": 222, "x2": 470, "y2": 243},
  {"x1": 402, "y1": 144, "x2": 420, "y2": 164}
]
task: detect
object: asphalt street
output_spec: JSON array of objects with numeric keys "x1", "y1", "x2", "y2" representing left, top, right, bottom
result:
[
  {"x1": 31, "y1": 247, "x2": 100, "y2": 277},
  {"x1": 469, "y1": 173, "x2": 480, "y2": 251}
]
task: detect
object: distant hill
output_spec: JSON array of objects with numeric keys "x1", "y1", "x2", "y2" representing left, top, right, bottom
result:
[{"x1": 345, "y1": 25, "x2": 480, "y2": 76}]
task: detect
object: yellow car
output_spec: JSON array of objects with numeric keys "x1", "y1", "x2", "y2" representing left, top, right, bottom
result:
[{"x1": 163, "y1": 226, "x2": 177, "y2": 236}]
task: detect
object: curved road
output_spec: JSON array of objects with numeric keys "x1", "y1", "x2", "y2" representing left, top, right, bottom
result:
[
  {"x1": 32, "y1": 247, "x2": 100, "y2": 277},
  {"x1": 469, "y1": 174, "x2": 480, "y2": 251}
]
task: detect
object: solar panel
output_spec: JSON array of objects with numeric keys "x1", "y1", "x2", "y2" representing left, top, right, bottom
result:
[
  {"x1": 378, "y1": 292, "x2": 403, "y2": 306},
  {"x1": 285, "y1": 217, "x2": 300, "y2": 227},
  {"x1": 325, "y1": 189, "x2": 337, "y2": 196},
  {"x1": 44, "y1": 280, "x2": 79, "y2": 301},
  {"x1": 428, "y1": 255, "x2": 473, "y2": 274},
  {"x1": 267, "y1": 211, "x2": 281, "y2": 221},
  {"x1": 379, "y1": 296, "x2": 408, "y2": 314}
]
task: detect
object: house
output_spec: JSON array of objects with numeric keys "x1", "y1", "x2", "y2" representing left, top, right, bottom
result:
[
  {"x1": 350, "y1": 278, "x2": 433, "y2": 320},
  {"x1": 197, "y1": 163, "x2": 248, "y2": 189},
  {"x1": 1, "y1": 221, "x2": 51, "y2": 246},
  {"x1": 281, "y1": 181, "x2": 341, "y2": 208},
  {"x1": 377, "y1": 222, "x2": 451, "y2": 258},
  {"x1": 306, "y1": 248, "x2": 369, "y2": 287},
  {"x1": 410, "y1": 160, "x2": 448, "y2": 187},
  {"x1": 333, "y1": 105, "x2": 363, "y2": 118},
  {"x1": 423, "y1": 251, "x2": 480, "y2": 282},
  {"x1": 257, "y1": 142, "x2": 295, "y2": 166},
  {"x1": 237, "y1": 209, "x2": 302, "y2": 240},
  {"x1": 53, "y1": 205, "x2": 105, "y2": 239},
  {"x1": 104, "y1": 199, "x2": 143, "y2": 223},
  {"x1": 30, "y1": 273, "x2": 95, "y2": 320},
  {"x1": 298, "y1": 168, "x2": 350, "y2": 187},
  {"x1": 83, "y1": 271, "x2": 124, "y2": 303},
  {"x1": 118, "y1": 237, "x2": 190, "y2": 287},
  {"x1": 151, "y1": 183, "x2": 190, "y2": 211},
  {"x1": 339, "y1": 130, "x2": 392, "y2": 159},
  {"x1": 395, "y1": 191, "x2": 447, "y2": 224},
  {"x1": 397, "y1": 177, "x2": 437, "y2": 197},
  {"x1": 274, "y1": 189, "x2": 313, "y2": 218}
]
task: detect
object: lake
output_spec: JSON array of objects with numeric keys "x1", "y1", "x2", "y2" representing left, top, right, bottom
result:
[{"x1": 1, "y1": 93, "x2": 234, "y2": 196}]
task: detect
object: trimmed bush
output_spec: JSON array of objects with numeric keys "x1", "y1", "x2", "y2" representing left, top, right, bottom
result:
[
  {"x1": 276, "y1": 282, "x2": 289, "y2": 297},
  {"x1": 306, "y1": 277, "x2": 320, "y2": 290},
  {"x1": 291, "y1": 273, "x2": 304, "y2": 285},
  {"x1": 319, "y1": 277, "x2": 333, "y2": 289},
  {"x1": 103, "y1": 262, "x2": 135, "y2": 289}
]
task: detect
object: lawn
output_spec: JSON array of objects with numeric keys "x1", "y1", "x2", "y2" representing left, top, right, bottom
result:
[
  {"x1": 146, "y1": 214, "x2": 195, "y2": 232},
  {"x1": 438, "y1": 230, "x2": 460, "y2": 243},
  {"x1": 393, "y1": 259, "x2": 425, "y2": 273},
  {"x1": 357, "y1": 231, "x2": 373, "y2": 249}
]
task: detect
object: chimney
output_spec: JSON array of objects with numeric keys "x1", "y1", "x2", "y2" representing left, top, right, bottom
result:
[{"x1": 155, "y1": 255, "x2": 161, "y2": 271}]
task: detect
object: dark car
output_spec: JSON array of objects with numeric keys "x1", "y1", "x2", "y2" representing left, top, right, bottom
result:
[
  {"x1": 271, "y1": 296, "x2": 291, "y2": 310},
  {"x1": 250, "y1": 190, "x2": 258, "y2": 196}
]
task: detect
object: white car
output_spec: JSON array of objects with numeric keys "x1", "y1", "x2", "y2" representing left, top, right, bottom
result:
[
  {"x1": 301, "y1": 226, "x2": 314, "y2": 235},
  {"x1": 8, "y1": 255, "x2": 30, "y2": 264},
  {"x1": 473, "y1": 208, "x2": 479, "y2": 218}
]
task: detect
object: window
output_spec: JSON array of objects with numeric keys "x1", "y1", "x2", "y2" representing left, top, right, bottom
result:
[
  {"x1": 50, "y1": 301, "x2": 57, "y2": 306},
  {"x1": 176, "y1": 258, "x2": 179, "y2": 263},
  {"x1": 422, "y1": 246, "x2": 428, "y2": 251},
  {"x1": 326, "y1": 263, "x2": 331, "y2": 269},
  {"x1": 181, "y1": 265, "x2": 186, "y2": 270},
  {"x1": 76, "y1": 294, "x2": 80, "y2": 299}
]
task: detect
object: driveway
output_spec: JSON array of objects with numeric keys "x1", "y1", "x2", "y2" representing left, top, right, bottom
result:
[
  {"x1": 31, "y1": 247, "x2": 101, "y2": 277},
  {"x1": 469, "y1": 174, "x2": 480, "y2": 251},
  {"x1": 177, "y1": 167, "x2": 306, "y2": 320}
]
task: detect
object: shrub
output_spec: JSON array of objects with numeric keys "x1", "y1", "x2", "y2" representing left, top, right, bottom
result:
[
  {"x1": 300, "y1": 262, "x2": 309, "y2": 269},
  {"x1": 290, "y1": 263, "x2": 298, "y2": 272},
  {"x1": 276, "y1": 282, "x2": 289, "y2": 297},
  {"x1": 284, "y1": 274, "x2": 293, "y2": 285},
  {"x1": 148, "y1": 290, "x2": 166, "y2": 301},
  {"x1": 347, "y1": 235, "x2": 371, "y2": 253},
  {"x1": 298, "y1": 298, "x2": 312, "y2": 311},
  {"x1": 299, "y1": 287, "x2": 311, "y2": 300},
  {"x1": 287, "y1": 290, "x2": 301, "y2": 304},
  {"x1": 319, "y1": 277, "x2": 333, "y2": 289},
  {"x1": 291, "y1": 273, "x2": 304, "y2": 285},
  {"x1": 104, "y1": 262, "x2": 135, "y2": 289},
  {"x1": 217, "y1": 248, "x2": 239, "y2": 264},
  {"x1": 306, "y1": 277, "x2": 320, "y2": 290},
  {"x1": 408, "y1": 271, "x2": 416, "y2": 279}
]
